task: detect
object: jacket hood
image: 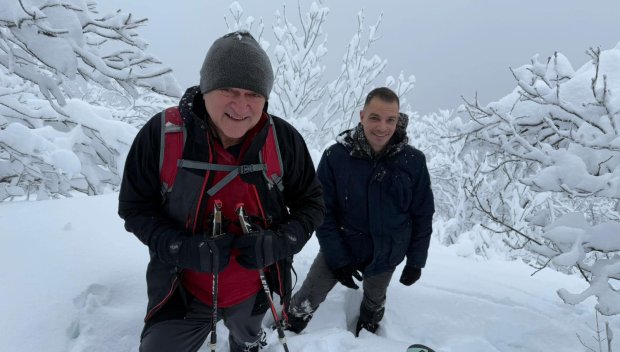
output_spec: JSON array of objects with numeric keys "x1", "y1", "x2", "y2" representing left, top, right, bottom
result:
[{"x1": 337, "y1": 112, "x2": 410, "y2": 159}]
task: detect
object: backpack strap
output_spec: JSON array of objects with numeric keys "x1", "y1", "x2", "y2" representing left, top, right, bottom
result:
[
  {"x1": 159, "y1": 107, "x2": 185, "y2": 193},
  {"x1": 259, "y1": 116, "x2": 284, "y2": 192},
  {"x1": 159, "y1": 111, "x2": 284, "y2": 196},
  {"x1": 178, "y1": 160, "x2": 266, "y2": 196}
]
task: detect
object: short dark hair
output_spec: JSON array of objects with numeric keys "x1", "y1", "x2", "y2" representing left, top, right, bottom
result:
[{"x1": 363, "y1": 87, "x2": 399, "y2": 108}]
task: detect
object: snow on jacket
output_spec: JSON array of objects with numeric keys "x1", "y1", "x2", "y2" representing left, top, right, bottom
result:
[
  {"x1": 118, "y1": 86, "x2": 324, "y2": 320},
  {"x1": 316, "y1": 113, "x2": 434, "y2": 277}
]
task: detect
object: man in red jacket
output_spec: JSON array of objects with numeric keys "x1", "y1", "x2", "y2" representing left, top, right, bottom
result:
[{"x1": 119, "y1": 31, "x2": 324, "y2": 352}]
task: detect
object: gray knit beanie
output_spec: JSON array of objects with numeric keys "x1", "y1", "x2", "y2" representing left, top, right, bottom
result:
[{"x1": 200, "y1": 31, "x2": 274, "y2": 99}]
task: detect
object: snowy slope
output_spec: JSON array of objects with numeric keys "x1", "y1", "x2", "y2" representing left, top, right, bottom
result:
[{"x1": 1, "y1": 194, "x2": 617, "y2": 352}]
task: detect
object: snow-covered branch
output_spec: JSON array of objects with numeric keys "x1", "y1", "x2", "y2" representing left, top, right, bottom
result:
[
  {"x1": 223, "y1": 2, "x2": 414, "y2": 149},
  {"x1": 319, "y1": 9, "x2": 388, "y2": 141},
  {"x1": 0, "y1": 0, "x2": 179, "y2": 200},
  {"x1": 457, "y1": 43, "x2": 620, "y2": 315}
]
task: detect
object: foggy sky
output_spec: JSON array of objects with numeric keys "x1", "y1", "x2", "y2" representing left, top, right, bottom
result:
[{"x1": 99, "y1": 0, "x2": 620, "y2": 115}]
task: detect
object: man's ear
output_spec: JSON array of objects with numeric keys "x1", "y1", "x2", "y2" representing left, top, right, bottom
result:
[
  {"x1": 359, "y1": 110, "x2": 364, "y2": 122},
  {"x1": 263, "y1": 100, "x2": 269, "y2": 112}
]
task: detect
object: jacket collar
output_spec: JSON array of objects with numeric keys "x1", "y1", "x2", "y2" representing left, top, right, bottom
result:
[{"x1": 338, "y1": 112, "x2": 410, "y2": 159}]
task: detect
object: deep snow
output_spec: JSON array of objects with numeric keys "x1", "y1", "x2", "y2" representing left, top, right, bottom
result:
[{"x1": 1, "y1": 193, "x2": 618, "y2": 352}]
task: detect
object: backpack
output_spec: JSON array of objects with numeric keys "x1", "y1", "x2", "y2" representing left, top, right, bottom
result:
[
  {"x1": 158, "y1": 107, "x2": 284, "y2": 195},
  {"x1": 157, "y1": 107, "x2": 293, "y2": 306}
]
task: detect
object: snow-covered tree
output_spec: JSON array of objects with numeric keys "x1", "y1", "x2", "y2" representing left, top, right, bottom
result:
[
  {"x1": 410, "y1": 110, "x2": 472, "y2": 243},
  {"x1": 223, "y1": 1, "x2": 415, "y2": 150},
  {"x1": 269, "y1": 2, "x2": 328, "y2": 132},
  {"x1": 224, "y1": 1, "x2": 266, "y2": 41},
  {"x1": 405, "y1": 107, "x2": 511, "y2": 259},
  {"x1": 456, "y1": 44, "x2": 620, "y2": 315},
  {"x1": 316, "y1": 10, "x2": 385, "y2": 138},
  {"x1": 0, "y1": 0, "x2": 180, "y2": 201}
]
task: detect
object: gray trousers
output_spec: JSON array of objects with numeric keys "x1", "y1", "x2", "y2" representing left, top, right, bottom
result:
[
  {"x1": 140, "y1": 292, "x2": 266, "y2": 352},
  {"x1": 289, "y1": 251, "x2": 394, "y2": 324}
]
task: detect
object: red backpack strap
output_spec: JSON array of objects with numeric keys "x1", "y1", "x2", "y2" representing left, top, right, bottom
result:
[
  {"x1": 259, "y1": 115, "x2": 284, "y2": 192},
  {"x1": 159, "y1": 107, "x2": 185, "y2": 192}
]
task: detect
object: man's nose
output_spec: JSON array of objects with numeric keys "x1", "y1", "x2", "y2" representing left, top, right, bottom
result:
[
  {"x1": 377, "y1": 120, "x2": 389, "y2": 130},
  {"x1": 230, "y1": 95, "x2": 251, "y2": 115}
]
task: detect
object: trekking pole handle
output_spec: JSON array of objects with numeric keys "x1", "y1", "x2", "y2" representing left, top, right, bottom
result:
[
  {"x1": 236, "y1": 203, "x2": 256, "y2": 234},
  {"x1": 212, "y1": 199, "x2": 223, "y2": 238}
]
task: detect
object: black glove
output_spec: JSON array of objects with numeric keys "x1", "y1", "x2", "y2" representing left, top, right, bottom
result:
[
  {"x1": 234, "y1": 229, "x2": 293, "y2": 269},
  {"x1": 332, "y1": 265, "x2": 363, "y2": 289},
  {"x1": 399, "y1": 266, "x2": 421, "y2": 286},
  {"x1": 157, "y1": 231, "x2": 234, "y2": 273}
]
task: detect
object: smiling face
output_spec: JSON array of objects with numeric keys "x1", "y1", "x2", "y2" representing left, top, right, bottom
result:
[
  {"x1": 203, "y1": 88, "x2": 266, "y2": 148},
  {"x1": 360, "y1": 97, "x2": 400, "y2": 153}
]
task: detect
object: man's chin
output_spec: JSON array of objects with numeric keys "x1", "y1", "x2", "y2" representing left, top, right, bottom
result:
[{"x1": 370, "y1": 139, "x2": 388, "y2": 149}]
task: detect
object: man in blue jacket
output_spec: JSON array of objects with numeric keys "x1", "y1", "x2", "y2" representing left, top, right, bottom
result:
[{"x1": 285, "y1": 87, "x2": 435, "y2": 336}]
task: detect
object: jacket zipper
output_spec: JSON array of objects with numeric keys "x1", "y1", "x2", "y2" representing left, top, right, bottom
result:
[{"x1": 144, "y1": 276, "x2": 179, "y2": 322}]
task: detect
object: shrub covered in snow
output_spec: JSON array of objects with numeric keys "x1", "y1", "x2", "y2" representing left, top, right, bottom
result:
[
  {"x1": 457, "y1": 44, "x2": 620, "y2": 315},
  {"x1": 0, "y1": 0, "x2": 179, "y2": 200}
]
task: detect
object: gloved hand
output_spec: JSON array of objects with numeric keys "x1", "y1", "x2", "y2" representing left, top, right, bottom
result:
[
  {"x1": 399, "y1": 265, "x2": 421, "y2": 286},
  {"x1": 332, "y1": 264, "x2": 363, "y2": 289},
  {"x1": 157, "y1": 231, "x2": 234, "y2": 273},
  {"x1": 234, "y1": 229, "x2": 293, "y2": 269}
]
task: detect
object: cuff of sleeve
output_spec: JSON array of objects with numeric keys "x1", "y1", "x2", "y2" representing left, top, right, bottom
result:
[
  {"x1": 278, "y1": 221, "x2": 308, "y2": 254},
  {"x1": 405, "y1": 254, "x2": 427, "y2": 269}
]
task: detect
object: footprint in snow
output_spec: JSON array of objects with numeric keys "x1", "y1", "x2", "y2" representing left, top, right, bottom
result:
[{"x1": 67, "y1": 284, "x2": 111, "y2": 339}]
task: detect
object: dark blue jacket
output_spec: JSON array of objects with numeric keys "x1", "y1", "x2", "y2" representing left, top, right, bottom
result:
[{"x1": 316, "y1": 121, "x2": 434, "y2": 277}]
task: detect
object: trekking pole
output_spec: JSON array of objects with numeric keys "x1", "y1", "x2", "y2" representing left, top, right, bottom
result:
[
  {"x1": 258, "y1": 269, "x2": 290, "y2": 352},
  {"x1": 236, "y1": 204, "x2": 291, "y2": 352},
  {"x1": 209, "y1": 200, "x2": 223, "y2": 352}
]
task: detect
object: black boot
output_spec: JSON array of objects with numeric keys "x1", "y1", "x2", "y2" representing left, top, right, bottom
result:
[
  {"x1": 355, "y1": 320, "x2": 379, "y2": 337},
  {"x1": 284, "y1": 312, "x2": 312, "y2": 334},
  {"x1": 229, "y1": 330, "x2": 267, "y2": 352}
]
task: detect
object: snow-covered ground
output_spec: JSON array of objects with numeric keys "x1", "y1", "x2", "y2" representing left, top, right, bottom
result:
[{"x1": 1, "y1": 193, "x2": 618, "y2": 352}]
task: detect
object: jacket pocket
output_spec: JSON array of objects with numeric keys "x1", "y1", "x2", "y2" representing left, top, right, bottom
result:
[
  {"x1": 388, "y1": 228, "x2": 410, "y2": 266},
  {"x1": 342, "y1": 227, "x2": 373, "y2": 267},
  {"x1": 384, "y1": 172, "x2": 413, "y2": 212},
  {"x1": 163, "y1": 168, "x2": 204, "y2": 228}
]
